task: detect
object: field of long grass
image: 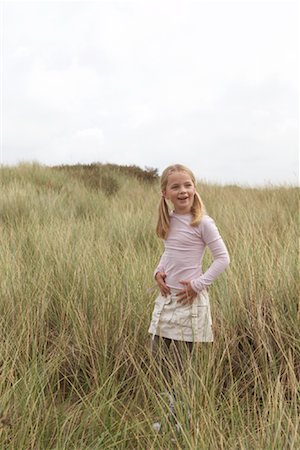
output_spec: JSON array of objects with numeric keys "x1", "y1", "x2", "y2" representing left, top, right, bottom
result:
[{"x1": 0, "y1": 163, "x2": 299, "y2": 449}]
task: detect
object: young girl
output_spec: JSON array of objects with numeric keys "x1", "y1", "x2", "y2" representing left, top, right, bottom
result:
[{"x1": 148, "y1": 164, "x2": 230, "y2": 427}]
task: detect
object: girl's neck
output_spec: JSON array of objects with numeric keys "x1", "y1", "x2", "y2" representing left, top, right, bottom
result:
[{"x1": 172, "y1": 209, "x2": 192, "y2": 215}]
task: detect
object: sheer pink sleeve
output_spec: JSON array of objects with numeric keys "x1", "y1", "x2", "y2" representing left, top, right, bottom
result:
[
  {"x1": 190, "y1": 216, "x2": 230, "y2": 293},
  {"x1": 153, "y1": 252, "x2": 167, "y2": 279}
]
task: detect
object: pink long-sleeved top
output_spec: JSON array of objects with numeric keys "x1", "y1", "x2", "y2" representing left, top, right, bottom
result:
[{"x1": 154, "y1": 212, "x2": 230, "y2": 293}]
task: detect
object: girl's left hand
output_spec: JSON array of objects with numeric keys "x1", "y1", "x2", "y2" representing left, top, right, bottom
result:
[{"x1": 176, "y1": 280, "x2": 197, "y2": 305}]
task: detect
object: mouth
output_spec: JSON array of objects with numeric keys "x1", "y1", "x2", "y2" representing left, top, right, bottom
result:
[{"x1": 178, "y1": 196, "x2": 189, "y2": 200}]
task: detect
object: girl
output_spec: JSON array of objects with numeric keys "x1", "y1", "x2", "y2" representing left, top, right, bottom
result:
[{"x1": 148, "y1": 164, "x2": 230, "y2": 429}]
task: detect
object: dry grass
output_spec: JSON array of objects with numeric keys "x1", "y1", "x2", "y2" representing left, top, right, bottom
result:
[{"x1": 0, "y1": 162, "x2": 299, "y2": 449}]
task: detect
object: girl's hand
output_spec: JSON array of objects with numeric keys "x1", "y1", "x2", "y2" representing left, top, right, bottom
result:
[
  {"x1": 176, "y1": 280, "x2": 197, "y2": 305},
  {"x1": 155, "y1": 272, "x2": 171, "y2": 297}
]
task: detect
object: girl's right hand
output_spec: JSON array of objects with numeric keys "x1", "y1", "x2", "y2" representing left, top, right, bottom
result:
[{"x1": 155, "y1": 272, "x2": 171, "y2": 297}]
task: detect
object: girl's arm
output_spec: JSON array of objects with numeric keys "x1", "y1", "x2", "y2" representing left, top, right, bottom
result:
[
  {"x1": 153, "y1": 252, "x2": 167, "y2": 280},
  {"x1": 153, "y1": 252, "x2": 171, "y2": 296},
  {"x1": 190, "y1": 216, "x2": 230, "y2": 294}
]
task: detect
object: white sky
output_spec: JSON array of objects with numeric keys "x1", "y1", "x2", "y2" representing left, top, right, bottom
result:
[{"x1": 0, "y1": 0, "x2": 298, "y2": 187}]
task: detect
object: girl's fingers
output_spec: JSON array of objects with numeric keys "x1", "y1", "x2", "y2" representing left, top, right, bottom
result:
[
  {"x1": 160, "y1": 281, "x2": 170, "y2": 293},
  {"x1": 158, "y1": 280, "x2": 170, "y2": 296},
  {"x1": 177, "y1": 291, "x2": 197, "y2": 304},
  {"x1": 155, "y1": 273, "x2": 170, "y2": 296},
  {"x1": 176, "y1": 280, "x2": 197, "y2": 301},
  {"x1": 160, "y1": 290, "x2": 169, "y2": 297}
]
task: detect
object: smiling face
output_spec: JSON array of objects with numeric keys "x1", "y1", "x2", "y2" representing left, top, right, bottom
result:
[{"x1": 163, "y1": 171, "x2": 196, "y2": 214}]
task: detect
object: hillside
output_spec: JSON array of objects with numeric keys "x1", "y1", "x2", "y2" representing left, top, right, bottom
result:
[{"x1": 0, "y1": 162, "x2": 299, "y2": 449}]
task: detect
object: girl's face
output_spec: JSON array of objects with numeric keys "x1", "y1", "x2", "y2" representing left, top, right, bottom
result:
[{"x1": 163, "y1": 171, "x2": 195, "y2": 214}]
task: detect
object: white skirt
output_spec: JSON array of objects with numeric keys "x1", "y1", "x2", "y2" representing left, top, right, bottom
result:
[{"x1": 148, "y1": 288, "x2": 213, "y2": 342}]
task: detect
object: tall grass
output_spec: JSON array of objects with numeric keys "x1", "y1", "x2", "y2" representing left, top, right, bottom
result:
[{"x1": 0, "y1": 162, "x2": 299, "y2": 449}]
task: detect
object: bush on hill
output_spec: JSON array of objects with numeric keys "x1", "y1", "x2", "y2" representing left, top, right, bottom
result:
[{"x1": 51, "y1": 163, "x2": 159, "y2": 196}]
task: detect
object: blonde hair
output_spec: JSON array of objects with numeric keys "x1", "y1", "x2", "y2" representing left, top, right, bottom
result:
[{"x1": 156, "y1": 164, "x2": 206, "y2": 239}]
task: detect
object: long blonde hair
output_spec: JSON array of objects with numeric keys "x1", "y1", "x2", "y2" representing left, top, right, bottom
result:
[{"x1": 156, "y1": 164, "x2": 206, "y2": 239}]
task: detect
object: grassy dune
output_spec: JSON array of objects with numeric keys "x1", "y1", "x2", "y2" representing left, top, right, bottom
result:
[{"x1": 0, "y1": 163, "x2": 299, "y2": 449}]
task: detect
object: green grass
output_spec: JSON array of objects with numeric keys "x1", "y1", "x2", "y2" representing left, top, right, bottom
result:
[{"x1": 0, "y1": 162, "x2": 299, "y2": 449}]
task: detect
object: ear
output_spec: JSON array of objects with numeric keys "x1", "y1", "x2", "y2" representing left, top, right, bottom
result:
[{"x1": 162, "y1": 191, "x2": 170, "y2": 201}]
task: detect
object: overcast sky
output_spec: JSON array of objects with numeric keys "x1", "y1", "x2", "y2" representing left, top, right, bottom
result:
[{"x1": 0, "y1": 0, "x2": 298, "y2": 187}]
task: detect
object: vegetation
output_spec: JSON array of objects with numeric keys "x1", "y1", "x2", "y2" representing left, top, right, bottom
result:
[
  {"x1": 0, "y1": 162, "x2": 299, "y2": 449},
  {"x1": 51, "y1": 163, "x2": 159, "y2": 195}
]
